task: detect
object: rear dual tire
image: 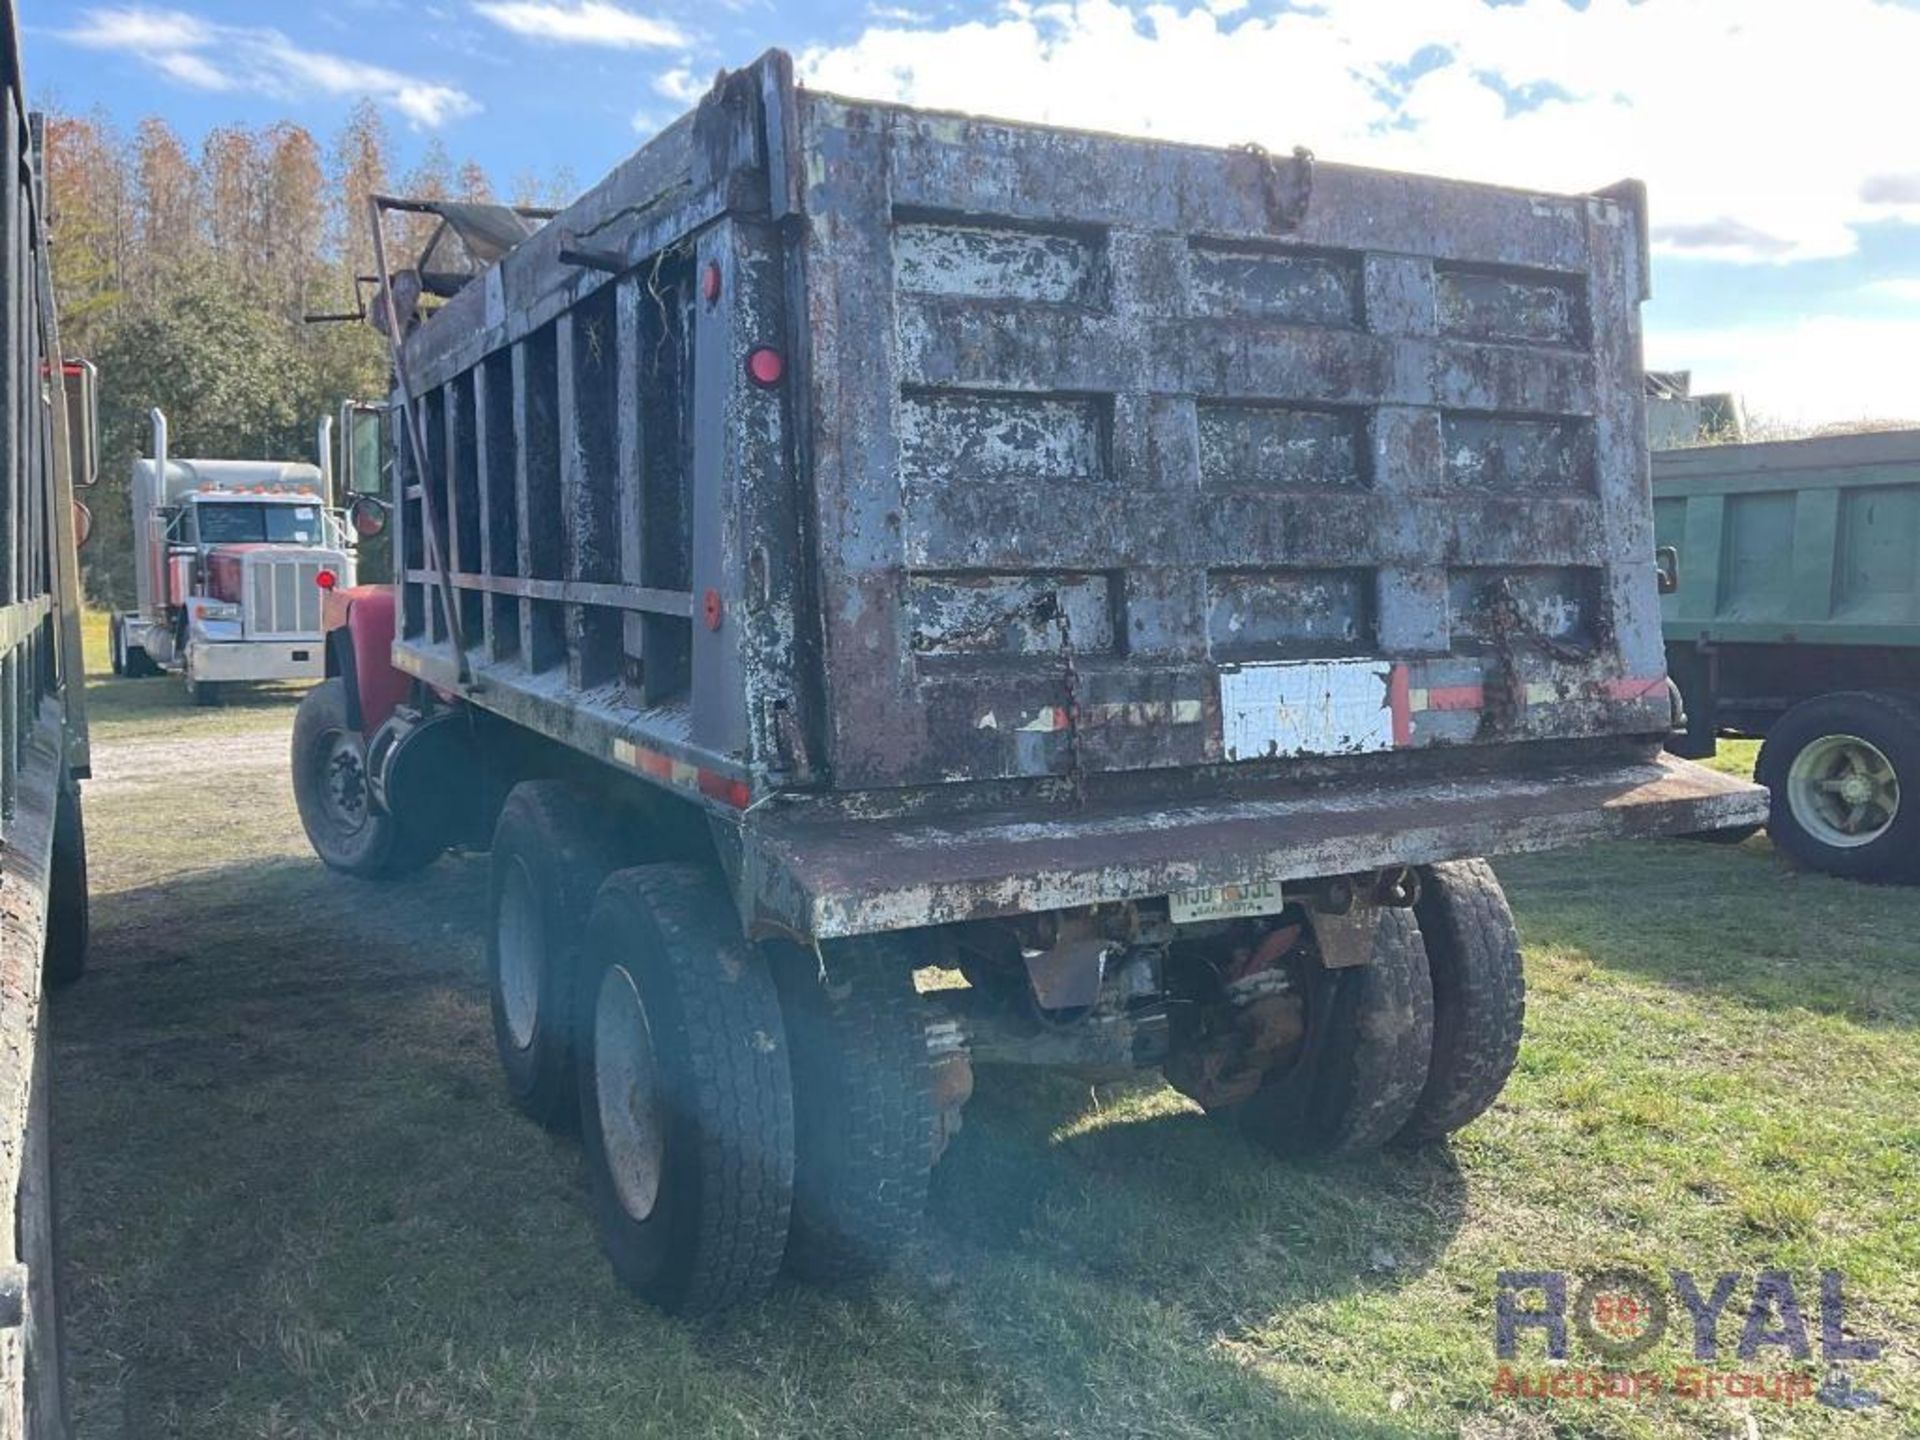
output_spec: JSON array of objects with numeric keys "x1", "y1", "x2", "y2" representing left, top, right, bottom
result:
[
  {"x1": 1228, "y1": 907, "x2": 1435, "y2": 1157},
  {"x1": 773, "y1": 937, "x2": 935, "y2": 1281},
  {"x1": 1215, "y1": 863, "x2": 1524, "y2": 1156},
  {"x1": 1397, "y1": 861, "x2": 1525, "y2": 1145},
  {"x1": 491, "y1": 810, "x2": 937, "y2": 1306},
  {"x1": 487, "y1": 782, "x2": 632, "y2": 1130},
  {"x1": 575, "y1": 866, "x2": 795, "y2": 1314},
  {"x1": 110, "y1": 618, "x2": 157, "y2": 679}
]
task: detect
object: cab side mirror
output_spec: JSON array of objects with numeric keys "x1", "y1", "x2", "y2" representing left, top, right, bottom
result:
[
  {"x1": 348, "y1": 494, "x2": 389, "y2": 539},
  {"x1": 62, "y1": 359, "x2": 100, "y2": 489},
  {"x1": 1655, "y1": 545, "x2": 1680, "y2": 596},
  {"x1": 340, "y1": 402, "x2": 388, "y2": 496}
]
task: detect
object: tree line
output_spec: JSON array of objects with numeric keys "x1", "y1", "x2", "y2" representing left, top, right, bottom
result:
[{"x1": 44, "y1": 102, "x2": 571, "y2": 604}]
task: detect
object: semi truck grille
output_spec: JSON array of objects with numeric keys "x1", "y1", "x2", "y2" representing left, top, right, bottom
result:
[{"x1": 245, "y1": 555, "x2": 329, "y2": 638}]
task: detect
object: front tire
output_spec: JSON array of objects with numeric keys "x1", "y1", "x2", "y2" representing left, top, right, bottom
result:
[
  {"x1": 291, "y1": 678, "x2": 440, "y2": 879},
  {"x1": 576, "y1": 865, "x2": 794, "y2": 1314},
  {"x1": 488, "y1": 782, "x2": 631, "y2": 1130},
  {"x1": 772, "y1": 936, "x2": 935, "y2": 1281},
  {"x1": 185, "y1": 675, "x2": 221, "y2": 707},
  {"x1": 1757, "y1": 691, "x2": 1920, "y2": 883},
  {"x1": 1228, "y1": 907, "x2": 1434, "y2": 1158}
]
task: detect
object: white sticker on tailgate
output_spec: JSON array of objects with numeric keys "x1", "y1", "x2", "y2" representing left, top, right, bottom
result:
[
  {"x1": 1169, "y1": 879, "x2": 1287, "y2": 924},
  {"x1": 1219, "y1": 659, "x2": 1394, "y2": 761}
]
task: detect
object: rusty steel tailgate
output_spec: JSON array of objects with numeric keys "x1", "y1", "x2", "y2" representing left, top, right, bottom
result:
[{"x1": 742, "y1": 753, "x2": 1767, "y2": 939}]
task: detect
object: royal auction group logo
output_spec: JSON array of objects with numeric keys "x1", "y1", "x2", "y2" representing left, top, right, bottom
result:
[{"x1": 1493, "y1": 1269, "x2": 1884, "y2": 1410}]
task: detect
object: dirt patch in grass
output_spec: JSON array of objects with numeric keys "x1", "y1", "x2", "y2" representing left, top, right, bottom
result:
[
  {"x1": 86, "y1": 730, "x2": 288, "y2": 798},
  {"x1": 52, "y1": 622, "x2": 1920, "y2": 1438}
]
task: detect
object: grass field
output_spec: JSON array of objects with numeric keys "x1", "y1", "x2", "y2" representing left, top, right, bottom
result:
[{"x1": 53, "y1": 611, "x2": 1918, "y2": 1438}]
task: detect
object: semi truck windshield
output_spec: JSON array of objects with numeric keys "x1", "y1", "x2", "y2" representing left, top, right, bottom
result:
[{"x1": 197, "y1": 502, "x2": 324, "y2": 545}]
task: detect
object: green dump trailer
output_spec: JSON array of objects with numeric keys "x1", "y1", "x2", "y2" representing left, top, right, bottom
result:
[{"x1": 1655, "y1": 428, "x2": 1920, "y2": 881}]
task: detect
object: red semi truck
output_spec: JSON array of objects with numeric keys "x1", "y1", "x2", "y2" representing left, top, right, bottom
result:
[
  {"x1": 292, "y1": 54, "x2": 1765, "y2": 1314},
  {"x1": 111, "y1": 410, "x2": 357, "y2": 705}
]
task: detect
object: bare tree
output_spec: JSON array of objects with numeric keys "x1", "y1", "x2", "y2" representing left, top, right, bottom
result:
[
  {"x1": 331, "y1": 99, "x2": 389, "y2": 290},
  {"x1": 43, "y1": 111, "x2": 129, "y2": 351},
  {"x1": 129, "y1": 117, "x2": 198, "y2": 301}
]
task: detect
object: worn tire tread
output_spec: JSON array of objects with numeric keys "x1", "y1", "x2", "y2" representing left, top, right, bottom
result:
[
  {"x1": 1396, "y1": 859, "x2": 1526, "y2": 1144},
  {"x1": 488, "y1": 781, "x2": 631, "y2": 1130},
  {"x1": 1237, "y1": 907, "x2": 1434, "y2": 1158},
  {"x1": 777, "y1": 937, "x2": 935, "y2": 1282},
  {"x1": 582, "y1": 865, "x2": 794, "y2": 1314}
]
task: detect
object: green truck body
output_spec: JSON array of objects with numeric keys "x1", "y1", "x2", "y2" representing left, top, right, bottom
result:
[
  {"x1": 1656, "y1": 428, "x2": 1920, "y2": 650},
  {"x1": 1654, "y1": 428, "x2": 1920, "y2": 880}
]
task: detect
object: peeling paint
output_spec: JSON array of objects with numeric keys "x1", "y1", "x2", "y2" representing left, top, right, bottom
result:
[{"x1": 380, "y1": 52, "x2": 1765, "y2": 942}]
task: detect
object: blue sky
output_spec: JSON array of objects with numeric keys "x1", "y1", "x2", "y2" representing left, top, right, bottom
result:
[{"x1": 25, "y1": 0, "x2": 1920, "y2": 424}]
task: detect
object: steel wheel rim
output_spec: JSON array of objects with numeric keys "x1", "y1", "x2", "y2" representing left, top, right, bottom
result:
[
  {"x1": 319, "y1": 730, "x2": 372, "y2": 837},
  {"x1": 1786, "y1": 733, "x2": 1899, "y2": 849},
  {"x1": 496, "y1": 858, "x2": 542, "y2": 1049},
  {"x1": 595, "y1": 963, "x2": 665, "y2": 1223}
]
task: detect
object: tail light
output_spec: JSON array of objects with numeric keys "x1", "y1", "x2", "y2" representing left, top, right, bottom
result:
[
  {"x1": 315, "y1": 568, "x2": 338, "y2": 591},
  {"x1": 205, "y1": 552, "x2": 244, "y2": 604},
  {"x1": 746, "y1": 347, "x2": 784, "y2": 387}
]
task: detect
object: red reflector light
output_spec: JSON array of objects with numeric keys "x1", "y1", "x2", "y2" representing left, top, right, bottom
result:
[
  {"x1": 746, "y1": 347, "x2": 784, "y2": 387},
  {"x1": 315, "y1": 568, "x2": 338, "y2": 591},
  {"x1": 702, "y1": 261, "x2": 722, "y2": 303}
]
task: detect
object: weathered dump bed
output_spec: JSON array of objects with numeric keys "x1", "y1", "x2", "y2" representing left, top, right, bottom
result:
[{"x1": 391, "y1": 51, "x2": 1762, "y2": 939}]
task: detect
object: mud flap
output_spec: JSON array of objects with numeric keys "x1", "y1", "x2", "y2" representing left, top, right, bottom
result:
[{"x1": 373, "y1": 708, "x2": 502, "y2": 851}]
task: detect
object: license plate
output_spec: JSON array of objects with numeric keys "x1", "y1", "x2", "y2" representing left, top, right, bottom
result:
[{"x1": 1169, "y1": 880, "x2": 1287, "y2": 924}]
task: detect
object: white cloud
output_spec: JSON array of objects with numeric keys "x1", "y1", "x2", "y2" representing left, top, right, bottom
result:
[
  {"x1": 1863, "y1": 278, "x2": 1920, "y2": 305},
  {"x1": 58, "y1": 6, "x2": 477, "y2": 128},
  {"x1": 152, "y1": 48, "x2": 231, "y2": 91},
  {"x1": 58, "y1": 6, "x2": 212, "y2": 50},
  {"x1": 1647, "y1": 316, "x2": 1920, "y2": 430},
  {"x1": 473, "y1": 1, "x2": 685, "y2": 48},
  {"x1": 652, "y1": 65, "x2": 706, "y2": 105},
  {"x1": 795, "y1": 0, "x2": 1920, "y2": 268}
]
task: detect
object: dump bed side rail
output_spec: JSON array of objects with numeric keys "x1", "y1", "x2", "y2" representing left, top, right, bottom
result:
[
  {"x1": 0, "y1": 3, "x2": 91, "y2": 1430},
  {"x1": 392, "y1": 59, "x2": 808, "y2": 814}
]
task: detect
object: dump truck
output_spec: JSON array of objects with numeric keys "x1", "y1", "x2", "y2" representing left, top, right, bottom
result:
[
  {"x1": 111, "y1": 410, "x2": 355, "y2": 704},
  {"x1": 291, "y1": 51, "x2": 1768, "y2": 1314},
  {"x1": 0, "y1": 6, "x2": 99, "y2": 1426},
  {"x1": 1656, "y1": 428, "x2": 1920, "y2": 881}
]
